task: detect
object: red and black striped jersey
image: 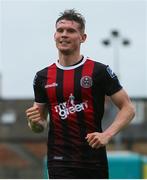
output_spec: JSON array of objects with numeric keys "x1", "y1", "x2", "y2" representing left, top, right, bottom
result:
[{"x1": 33, "y1": 56, "x2": 122, "y2": 168}]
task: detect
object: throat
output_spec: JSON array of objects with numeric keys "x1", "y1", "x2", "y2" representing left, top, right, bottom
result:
[{"x1": 69, "y1": 56, "x2": 84, "y2": 66}]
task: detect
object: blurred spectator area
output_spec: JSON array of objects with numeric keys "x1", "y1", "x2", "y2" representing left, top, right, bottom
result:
[
  {"x1": 0, "y1": 98, "x2": 147, "y2": 178},
  {"x1": 0, "y1": 99, "x2": 47, "y2": 178},
  {"x1": 103, "y1": 96, "x2": 147, "y2": 153}
]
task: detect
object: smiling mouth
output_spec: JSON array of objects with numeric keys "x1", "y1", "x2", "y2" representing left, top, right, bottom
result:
[{"x1": 60, "y1": 41, "x2": 70, "y2": 44}]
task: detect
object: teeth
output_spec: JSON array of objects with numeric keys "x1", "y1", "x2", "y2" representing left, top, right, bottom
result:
[
  {"x1": 60, "y1": 40, "x2": 69, "y2": 43},
  {"x1": 60, "y1": 42, "x2": 69, "y2": 45}
]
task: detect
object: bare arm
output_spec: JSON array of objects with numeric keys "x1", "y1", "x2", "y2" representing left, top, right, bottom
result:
[
  {"x1": 86, "y1": 89, "x2": 135, "y2": 148},
  {"x1": 103, "y1": 89, "x2": 135, "y2": 139}
]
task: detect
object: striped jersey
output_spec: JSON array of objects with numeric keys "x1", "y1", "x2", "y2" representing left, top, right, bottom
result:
[{"x1": 33, "y1": 56, "x2": 122, "y2": 168}]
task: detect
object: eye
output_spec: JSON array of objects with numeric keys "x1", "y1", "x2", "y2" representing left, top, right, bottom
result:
[
  {"x1": 67, "y1": 28, "x2": 76, "y2": 33},
  {"x1": 56, "y1": 28, "x2": 63, "y2": 33}
]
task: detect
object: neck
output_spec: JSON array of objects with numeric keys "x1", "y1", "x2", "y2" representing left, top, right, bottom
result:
[{"x1": 58, "y1": 52, "x2": 82, "y2": 67}]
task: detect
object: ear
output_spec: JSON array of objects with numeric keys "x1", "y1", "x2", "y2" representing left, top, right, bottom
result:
[
  {"x1": 54, "y1": 33, "x2": 56, "y2": 41},
  {"x1": 80, "y1": 33, "x2": 87, "y2": 43}
]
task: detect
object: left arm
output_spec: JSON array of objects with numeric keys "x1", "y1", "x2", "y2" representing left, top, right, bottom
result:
[{"x1": 86, "y1": 89, "x2": 135, "y2": 148}]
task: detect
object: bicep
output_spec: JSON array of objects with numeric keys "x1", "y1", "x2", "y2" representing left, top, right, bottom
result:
[
  {"x1": 33, "y1": 73, "x2": 48, "y2": 104},
  {"x1": 110, "y1": 89, "x2": 131, "y2": 109}
]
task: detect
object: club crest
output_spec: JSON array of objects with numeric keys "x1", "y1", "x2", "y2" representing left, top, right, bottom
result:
[{"x1": 80, "y1": 76, "x2": 93, "y2": 88}]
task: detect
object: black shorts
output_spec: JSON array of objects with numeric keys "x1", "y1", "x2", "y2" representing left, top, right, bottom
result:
[{"x1": 48, "y1": 166, "x2": 109, "y2": 179}]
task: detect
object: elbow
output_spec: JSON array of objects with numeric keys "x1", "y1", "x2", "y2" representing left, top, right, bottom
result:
[{"x1": 130, "y1": 103, "x2": 136, "y2": 120}]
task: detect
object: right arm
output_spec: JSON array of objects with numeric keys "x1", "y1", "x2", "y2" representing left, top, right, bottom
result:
[
  {"x1": 25, "y1": 102, "x2": 48, "y2": 132},
  {"x1": 26, "y1": 102, "x2": 48, "y2": 123},
  {"x1": 26, "y1": 70, "x2": 48, "y2": 132}
]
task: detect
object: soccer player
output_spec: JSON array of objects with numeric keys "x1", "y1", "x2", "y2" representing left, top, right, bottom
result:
[{"x1": 26, "y1": 9, "x2": 135, "y2": 179}]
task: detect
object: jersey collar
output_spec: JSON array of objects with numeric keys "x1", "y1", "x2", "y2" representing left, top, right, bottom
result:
[{"x1": 55, "y1": 56, "x2": 87, "y2": 70}]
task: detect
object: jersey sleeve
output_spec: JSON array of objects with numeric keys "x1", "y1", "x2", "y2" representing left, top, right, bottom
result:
[
  {"x1": 103, "y1": 66, "x2": 122, "y2": 96},
  {"x1": 33, "y1": 72, "x2": 47, "y2": 104}
]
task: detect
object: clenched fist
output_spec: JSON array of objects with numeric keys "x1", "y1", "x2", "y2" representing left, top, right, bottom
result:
[{"x1": 85, "y1": 132, "x2": 110, "y2": 149}]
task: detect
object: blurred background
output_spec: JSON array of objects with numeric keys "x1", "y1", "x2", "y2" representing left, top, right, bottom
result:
[{"x1": 0, "y1": 0, "x2": 147, "y2": 178}]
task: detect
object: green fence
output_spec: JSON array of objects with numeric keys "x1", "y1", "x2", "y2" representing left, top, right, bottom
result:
[
  {"x1": 108, "y1": 151, "x2": 142, "y2": 179},
  {"x1": 142, "y1": 156, "x2": 147, "y2": 179}
]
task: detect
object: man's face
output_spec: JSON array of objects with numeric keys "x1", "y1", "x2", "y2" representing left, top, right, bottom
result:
[{"x1": 54, "y1": 19, "x2": 86, "y2": 54}]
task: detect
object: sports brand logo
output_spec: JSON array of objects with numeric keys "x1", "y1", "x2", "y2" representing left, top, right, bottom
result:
[
  {"x1": 54, "y1": 93, "x2": 88, "y2": 119},
  {"x1": 80, "y1": 76, "x2": 93, "y2": 88},
  {"x1": 45, "y1": 82, "x2": 58, "y2": 88}
]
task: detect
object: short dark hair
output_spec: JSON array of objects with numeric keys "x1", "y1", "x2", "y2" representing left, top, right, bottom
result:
[{"x1": 56, "y1": 9, "x2": 86, "y2": 33}]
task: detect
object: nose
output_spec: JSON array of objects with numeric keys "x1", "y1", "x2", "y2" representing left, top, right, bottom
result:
[{"x1": 61, "y1": 30, "x2": 68, "y2": 37}]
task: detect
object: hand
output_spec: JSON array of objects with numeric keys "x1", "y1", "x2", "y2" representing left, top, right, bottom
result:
[
  {"x1": 85, "y1": 132, "x2": 110, "y2": 149},
  {"x1": 26, "y1": 106, "x2": 42, "y2": 124}
]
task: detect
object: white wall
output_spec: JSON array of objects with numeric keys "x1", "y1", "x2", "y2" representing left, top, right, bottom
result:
[{"x1": 1, "y1": 0, "x2": 147, "y2": 99}]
